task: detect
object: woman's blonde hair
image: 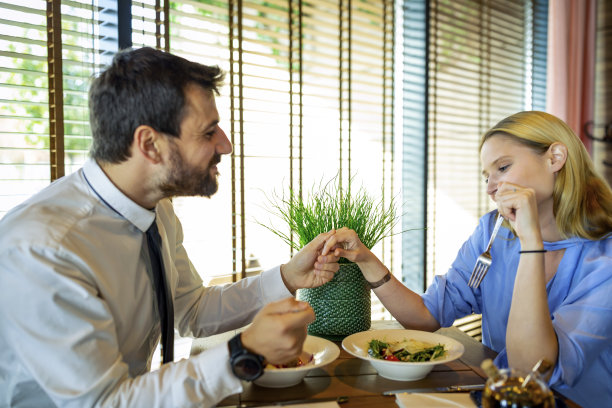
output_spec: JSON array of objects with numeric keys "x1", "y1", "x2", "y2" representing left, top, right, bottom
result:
[{"x1": 479, "y1": 111, "x2": 612, "y2": 240}]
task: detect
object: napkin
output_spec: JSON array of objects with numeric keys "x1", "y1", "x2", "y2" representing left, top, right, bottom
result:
[
  {"x1": 395, "y1": 392, "x2": 475, "y2": 407},
  {"x1": 254, "y1": 402, "x2": 340, "y2": 408}
]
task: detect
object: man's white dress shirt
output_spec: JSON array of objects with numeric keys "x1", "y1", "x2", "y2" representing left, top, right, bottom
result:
[{"x1": 0, "y1": 159, "x2": 292, "y2": 407}]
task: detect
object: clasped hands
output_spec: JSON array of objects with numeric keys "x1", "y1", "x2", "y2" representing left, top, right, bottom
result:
[{"x1": 242, "y1": 228, "x2": 372, "y2": 365}]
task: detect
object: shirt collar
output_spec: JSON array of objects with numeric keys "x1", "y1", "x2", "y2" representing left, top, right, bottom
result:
[
  {"x1": 543, "y1": 236, "x2": 591, "y2": 250},
  {"x1": 83, "y1": 158, "x2": 155, "y2": 233}
]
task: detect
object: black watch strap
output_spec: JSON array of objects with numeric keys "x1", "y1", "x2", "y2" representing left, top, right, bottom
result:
[{"x1": 228, "y1": 333, "x2": 265, "y2": 381}]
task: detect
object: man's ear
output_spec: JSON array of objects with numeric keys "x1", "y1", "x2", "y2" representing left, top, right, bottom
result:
[
  {"x1": 548, "y1": 142, "x2": 568, "y2": 173},
  {"x1": 134, "y1": 125, "x2": 163, "y2": 164}
]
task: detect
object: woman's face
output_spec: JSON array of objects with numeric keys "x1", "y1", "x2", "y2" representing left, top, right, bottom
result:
[{"x1": 480, "y1": 134, "x2": 556, "y2": 204}]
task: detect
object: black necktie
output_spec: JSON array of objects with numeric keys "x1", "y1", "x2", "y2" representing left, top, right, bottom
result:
[{"x1": 146, "y1": 219, "x2": 174, "y2": 364}]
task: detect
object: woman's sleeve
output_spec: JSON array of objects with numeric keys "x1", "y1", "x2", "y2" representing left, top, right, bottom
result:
[
  {"x1": 548, "y1": 243, "x2": 612, "y2": 388},
  {"x1": 421, "y1": 213, "x2": 496, "y2": 327}
]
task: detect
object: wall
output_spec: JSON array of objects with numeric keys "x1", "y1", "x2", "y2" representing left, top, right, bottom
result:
[{"x1": 592, "y1": 0, "x2": 612, "y2": 181}]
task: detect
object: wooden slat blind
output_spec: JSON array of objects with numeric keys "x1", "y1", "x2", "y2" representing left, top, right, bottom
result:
[
  {"x1": 401, "y1": 0, "x2": 547, "y2": 291},
  {"x1": 424, "y1": 0, "x2": 548, "y2": 283},
  {"x1": 401, "y1": 0, "x2": 548, "y2": 339},
  {"x1": 0, "y1": 0, "x2": 103, "y2": 214},
  {"x1": 426, "y1": 0, "x2": 530, "y2": 280},
  {"x1": 166, "y1": 0, "x2": 395, "y2": 294},
  {"x1": 1, "y1": 0, "x2": 395, "y2": 316},
  {"x1": 1, "y1": 0, "x2": 104, "y2": 212},
  {"x1": 47, "y1": 0, "x2": 64, "y2": 181},
  {"x1": 531, "y1": 0, "x2": 548, "y2": 111},
  {"x1": 0, "y1": 1, "x2": 49, "y2": 217},
  {"x1": 0, "y1": 0, "x2": 165, "y2": 220},
  {"x1": 58, "y1": 0, "x2": 104, "y2": 176}
]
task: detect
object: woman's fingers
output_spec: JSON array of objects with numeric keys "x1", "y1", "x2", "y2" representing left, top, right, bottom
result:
[
  {"x1": 495, "y1": 182, "x2": 528, "y2": 220},
  {"x1": 320, "y1": 227, "x2": 362, "y2": 260},
  {"x1": 320, "y1": 232, "x2": 340, "y2": 256},
  {"x1": 495, "y1": 182, "x2": 542, "y2": 243}
]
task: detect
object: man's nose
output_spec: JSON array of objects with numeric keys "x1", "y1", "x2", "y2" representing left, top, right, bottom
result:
[{"x1": 215, "y1": 126, "x2": 232, "y2": 155}]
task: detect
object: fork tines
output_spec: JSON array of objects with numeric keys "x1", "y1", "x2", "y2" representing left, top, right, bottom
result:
[
  {"x1": 468, "y1": 255, "x2": 492, "y2": 288},
  {"x1": 467, "y1": 215, "x2": 503, "y2": 288}
]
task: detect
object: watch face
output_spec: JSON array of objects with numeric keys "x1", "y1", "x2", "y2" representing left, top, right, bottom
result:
[{"x1": 233, "y1": 354, "x2": 264, "y2": 381}]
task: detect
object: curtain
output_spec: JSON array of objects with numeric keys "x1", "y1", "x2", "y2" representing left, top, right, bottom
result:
[{"x1": 546, "y1": 0, "x2": 597, "y2": 152}]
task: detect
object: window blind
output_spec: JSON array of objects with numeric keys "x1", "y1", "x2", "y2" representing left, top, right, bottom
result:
[
  {"x1": 163, "y1": 0, "x2": 235, "y2": 285},
  {"x1": 0, "y1": 0, "x2": 49, "y2": 218},
  {"x1": 531, "y1": 0, "x2": 548, "y2": 111},
  {"x1": 592, "y1": 0, "x2": 611, "y2": 180},
  {"x1": 0, "y1": 0, "x2": 168, "y2": 221},
  {"x1": 131, "y1": 0, "x2": 169, "y2": 50},
  {"x1": 166, "y1": 0, "x2": 396, "y2": 295},
  {"x1": 0, "y1": 0, "x2": 103, "y2": 218},
  {"x1": 1, "y1": 1, "x2": 396, "y2": 323},
  {"x1": 426, "y1": 0, "x2": 539, "y2": 281},
  {"x1": 400, "y1": 0, "x2": 547, "y2": 338},
  {"x1": 59, "y1": 0, "x2": 105, "y2": 175},
  {"x1": 401, "y1": 0, "x2": 428, "y2": 292}
]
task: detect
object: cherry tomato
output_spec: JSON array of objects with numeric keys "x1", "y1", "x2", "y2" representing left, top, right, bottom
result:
[{"x1": 384, "y1": 354, "x2": 399, "y2": 361}]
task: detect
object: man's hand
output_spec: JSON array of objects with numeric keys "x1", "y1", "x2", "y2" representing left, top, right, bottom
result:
[
  {"x1": 280, "y1": 231, "x2": 340, "y2": 293},
  {"x1": 241, "y1": 297, "x2": 315, "y2": 365}
]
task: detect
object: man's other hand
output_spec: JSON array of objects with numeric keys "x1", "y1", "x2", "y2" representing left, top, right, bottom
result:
[{"x1": 240, "y1": 297, "x2": 315, "y2": 365}]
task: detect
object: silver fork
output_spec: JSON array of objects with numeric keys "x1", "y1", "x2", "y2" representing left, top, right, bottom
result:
[{"x1": 468, "y1": 214, "x2": 504, "y2": 288}]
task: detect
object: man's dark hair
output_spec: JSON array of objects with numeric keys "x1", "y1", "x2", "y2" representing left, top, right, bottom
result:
[{"x1": 88, "y1": 47, "x2": 225, "y2": 163}]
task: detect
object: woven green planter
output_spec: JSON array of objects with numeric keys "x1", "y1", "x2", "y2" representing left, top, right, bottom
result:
[{"x1": 297, "y1": 262, "x2": 371, "y2": 340}]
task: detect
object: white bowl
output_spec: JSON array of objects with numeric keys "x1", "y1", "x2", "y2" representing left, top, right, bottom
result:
[
  {"x1": 253, "y1": 335, "x2": 340, "y2": 388},
  {"x1": 342, "y1": 329, "x2": 464, "y2": 381}
]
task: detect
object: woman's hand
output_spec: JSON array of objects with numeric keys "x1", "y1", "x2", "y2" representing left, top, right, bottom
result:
[
  {"x1": 319, "y1": 227, "x2": 368, "y2": 262},
  {"x1": 318, "y1": 227, "x2": 440, "y2": 331},
  {"x1": 494, "y1": 182, "x2": 543, "y2": 248},
  {"x1": 318, "y1": 227, "x2": 388, "y2": 282},
  {"x1": 496, "y1": 182, "x2": 559, "y2": 371}
]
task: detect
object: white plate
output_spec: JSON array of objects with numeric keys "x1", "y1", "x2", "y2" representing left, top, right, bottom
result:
[
  {"x1": 342, "y1": 329, "x2": 464, "y2": 381},
  {"x1": 253, "y1": 335, "x2": 340, "y2": 388}
]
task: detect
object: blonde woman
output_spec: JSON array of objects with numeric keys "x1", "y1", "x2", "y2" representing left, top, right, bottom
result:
[{"x1": 316, "y1": 111, "x2": 612, "y2": 408}]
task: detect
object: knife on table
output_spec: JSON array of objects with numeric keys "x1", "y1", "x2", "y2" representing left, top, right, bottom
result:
[
  {"x1": 234, "y1": 395, "x2": 349, "y2": 407},
  {"x1": 383, "y1": 384, "x2": 484, "y2": 395}
]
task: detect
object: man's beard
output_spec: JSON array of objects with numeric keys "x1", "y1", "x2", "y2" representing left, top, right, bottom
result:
[{"x1": 159, "y1": 145, "x2": 220, "y2": 198}]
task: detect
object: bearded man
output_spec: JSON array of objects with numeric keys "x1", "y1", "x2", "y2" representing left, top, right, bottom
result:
[{"x1": 0, "y1": 47, "x2": 340, "y2": 407}]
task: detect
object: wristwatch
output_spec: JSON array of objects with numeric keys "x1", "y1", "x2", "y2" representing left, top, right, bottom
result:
[{"x1": 228, "y1": 333, "x2": 265, "y2": 381}]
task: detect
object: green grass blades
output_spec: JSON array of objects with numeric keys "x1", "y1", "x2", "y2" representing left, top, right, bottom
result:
[{"x1": 259, "y1": 175, "x2": 399, "y2": 257}]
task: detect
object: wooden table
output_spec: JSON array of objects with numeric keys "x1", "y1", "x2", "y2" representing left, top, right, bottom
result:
[{"x1": 214, "y1": 321, "x2": 497, "y2": 407}]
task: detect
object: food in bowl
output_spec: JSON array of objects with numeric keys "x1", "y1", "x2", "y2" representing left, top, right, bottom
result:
[
  {"x1": 253, "y1": 336, "x2": 339, "y2": 388},
  {"x1": 265, "y1": 353, "x2": 314, "y2": 369},
  {"x1": 342, "y1": 329, "x2": 465, "y2": 381},
  {"x1": 368, "y1": 338, "x2": 446, "y2": 362}
]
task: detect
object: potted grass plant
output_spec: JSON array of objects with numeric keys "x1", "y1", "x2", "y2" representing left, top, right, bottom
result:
[{"x1": 260, "y1": 176, "x2": 399, "y2": 339}]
